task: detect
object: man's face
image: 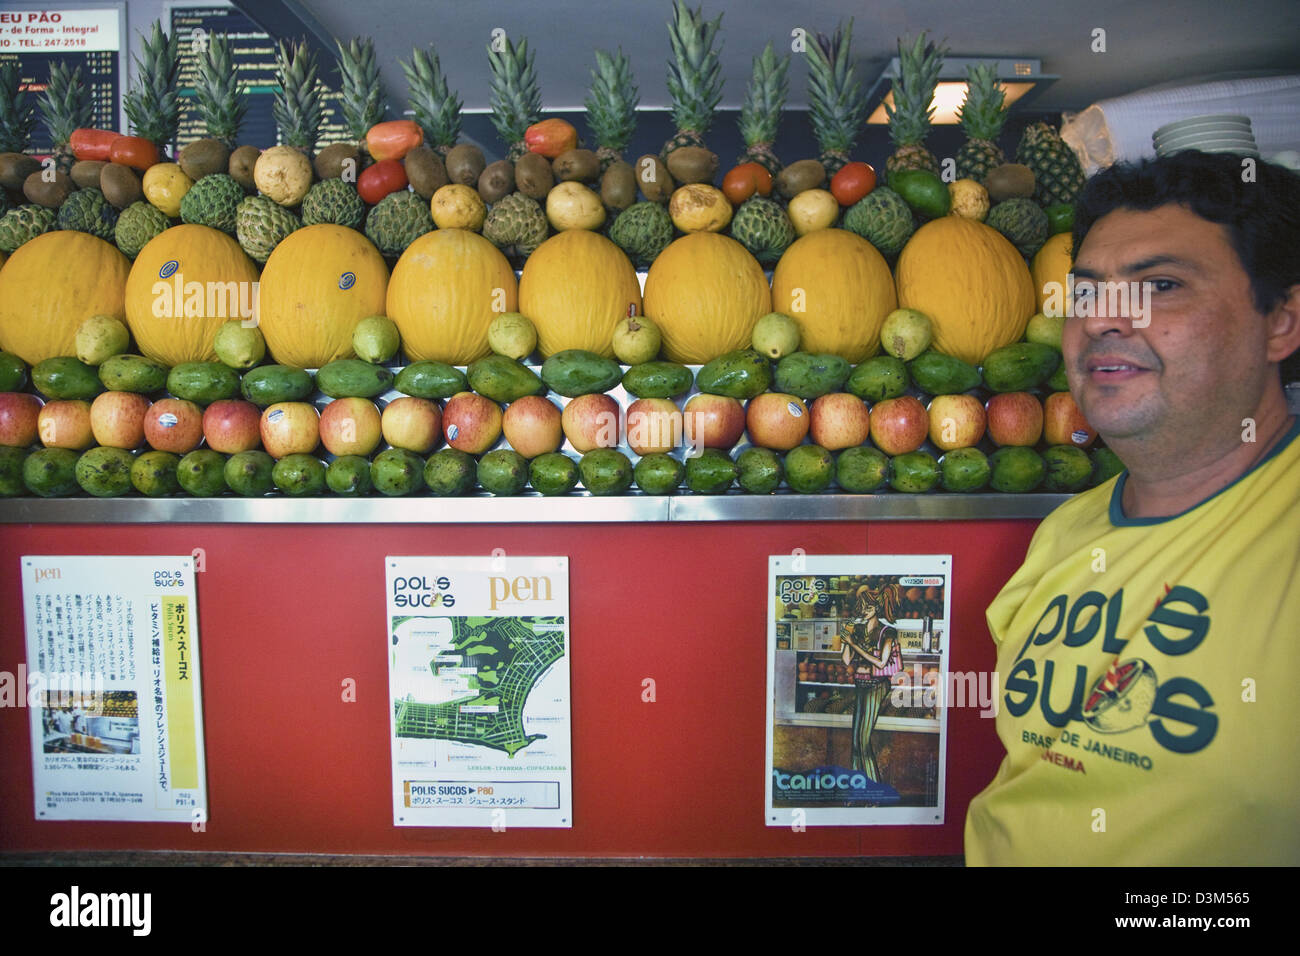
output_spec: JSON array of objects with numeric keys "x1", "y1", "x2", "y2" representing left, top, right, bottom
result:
[{"x1": 1064, "y1": 204, "x2": 1275, "y2": 449}]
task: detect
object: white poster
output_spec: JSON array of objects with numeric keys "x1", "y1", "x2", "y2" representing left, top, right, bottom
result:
[
  {"x1": 386, "y1": 555, "x2": 571, "y2": 828},
  {"x1": 20, "y1": 555, "x2": 207, "y2": 824},
  {"x1": 766, "y1": 554, "x2": 955, "y2": 827}
]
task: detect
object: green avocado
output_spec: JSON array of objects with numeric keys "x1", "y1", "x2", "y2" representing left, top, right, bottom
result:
[
  {"x1": 529, "y1": 452, "x2": 579, "y2": 496},
  {"x1": 32, "y1": 356, "x2": 103, "y2": 401},
  {"x1": 634, "y1": 452, "x2": 684, "y2": 495},
  {"x1": 75, "y1": 446, "x2": 135, "y2": 497},
  {"x1": 736, "y1": 446, "x2": 783, "y2": 494}
]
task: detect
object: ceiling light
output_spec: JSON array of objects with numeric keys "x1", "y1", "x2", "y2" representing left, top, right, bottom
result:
[{"x1": 866, "y1": 57, "x2": 1058, "y2": 124}]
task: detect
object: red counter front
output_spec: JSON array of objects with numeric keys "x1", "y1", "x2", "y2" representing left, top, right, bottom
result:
[{"x1": 0, "y1": 514, "x2": 1038, "y2": 860}]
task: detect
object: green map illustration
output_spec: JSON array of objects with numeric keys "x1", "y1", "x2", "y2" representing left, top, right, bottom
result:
[{"x1": 393, "y1": 616, "x2": 565, "y2": 757}]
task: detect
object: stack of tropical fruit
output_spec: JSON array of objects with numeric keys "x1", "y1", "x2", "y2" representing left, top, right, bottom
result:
[{"x1": 0, "y1": 5, "x2": 1111, "y2": 501}]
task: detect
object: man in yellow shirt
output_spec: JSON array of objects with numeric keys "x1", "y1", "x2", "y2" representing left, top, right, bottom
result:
[{"x1": 965, "y1": 151, "x2": 1300, "y2": 865}]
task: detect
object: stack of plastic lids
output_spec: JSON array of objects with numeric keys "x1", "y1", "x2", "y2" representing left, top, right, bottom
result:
[{"x1": 1153, "y1": 115, "x2": 1259, "y2": 157}]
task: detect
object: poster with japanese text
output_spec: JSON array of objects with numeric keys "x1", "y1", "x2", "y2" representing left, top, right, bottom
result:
[
  {"x1": 20, "y1": 555, "x2": 208, "y2": 824},
  {"x1": 765, "y1": 554, "x2": 955, "y2": 827},
  {"x1": 386, "y1": 556, "x2": 571, "y2": 828}
]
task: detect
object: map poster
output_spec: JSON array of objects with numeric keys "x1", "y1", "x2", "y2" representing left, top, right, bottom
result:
[
  {"x1": 385, "y1": 555, "x2": 571, "y2": 828},
  {"x1": 19, "y1": 555, "x2": 208, "y2": 824},
  {"x1": 765, "y1": 554, "x2": 953, "y2": 827}
]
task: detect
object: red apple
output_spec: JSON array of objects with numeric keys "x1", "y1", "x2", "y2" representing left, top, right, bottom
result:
[
  {"x1": 39, "y1": 400, "x2": 95, "y2": 450},
  {"x1": 1043, "y1": 391, "x2": 1098, "y2": 448},
  {"x1": 683, "y1": 394, "x2": 746, "y2": 452},
  {"x1": 144, "y1": 398, "x2": 204, "y2": 454},
  {"x1": 259, "y1": 401, "x2": 320, "y2": 458},
  {"x1": 810, "y1": 392, "x2": 872, "y2": 450},
  {"x1": 927, "y1": 393, "x2": 986, "y2": 451},
  {"x1": 561, "y1": 393, "x2": 620, "y2": 453},
  {"x1": 625, "y1": 398, "x2": 682, "y2": 455},
  {"x1": 868, "y1": 395, "x2": 928, "y2": 456},
  {"x1": 0, "y1": 392, "x2": 43, "y2": 447},
  {"x1": 745, "y1": 392, "x2": 809, "y2": 451},
  {"x1": 985, "y1": 392, "x2": 1044, "y2": 447},
  {"x1": 442, "y1": 391, "x2": 503, "y2": 454},
  {"x1": 319, "y1": 397, "x2": 382, "y2": 457},
  {"x1": 90, "y1": 390, "x2": 150, "y2": 449},
  {"x1": 502, "y1": 395, "x2": 563, "y2": 458},
  {"x1": 203, "y1": 399, "x2": 262, "y2": 454},
  {"x1": 382, "y1": 397, "x2": 442, "y2": 454}
]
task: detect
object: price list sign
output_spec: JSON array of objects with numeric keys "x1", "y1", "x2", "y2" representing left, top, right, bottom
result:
[
  {"x1": 0, "y1": 7, "x2": 123, "y2": 154},
  {"x1": 170, "y1": 4, "x2": 347, "y2": 152}
]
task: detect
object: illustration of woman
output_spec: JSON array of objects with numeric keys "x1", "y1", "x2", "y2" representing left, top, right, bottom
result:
[{"x1": 840, "y1": 581, "x2": 903, "y2": 781}]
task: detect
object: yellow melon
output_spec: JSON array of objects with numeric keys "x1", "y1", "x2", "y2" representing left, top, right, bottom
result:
[
  {"x1": 257, "y1": 225, "x2": 389, "y2": 368},
  {"x1": 770, "y1": 229, "x2": 897, "y2": 362},
  {"x1": 386, "y1": 228, "x2": 518, "y2": 365},
  {"x1": 0, "y1": 232, "x2": 130, "y2": 366},
  {"x1": 125, "y1": 225, "x2": 260, "y2": 366},
  {"x1": 894, "y1": 217, "x2": 1036, "y2": 365},
  {"x1": 1031, "y1": 231, "x2": 1074, "y2": 317},
  {"x1": 642, "y1": 233, "x2": 771, "y2": 364},
  {"x1": 518, "y1": 230, "x2": 642, "y2": 357}
]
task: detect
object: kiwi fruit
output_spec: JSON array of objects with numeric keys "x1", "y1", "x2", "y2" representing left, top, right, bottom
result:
[
  {"x1": 228, "y1": 145, "x2": 261, "y2": 191},
  {"x1": 514, "y1": 151, "x2": 554, "y2": 199},
  {"x1": 314, "y1": 142, "x2": 360, "y2": 182},
  {"x1": 600, "y1": 161, "x2": 637, "y2": 211},
  {"x1": 23, "y1": 170, "x2": 72, "y2": 208},
  {"x1": 985, "y1": 163, "x2": 1036, "y2": 202},
  {"x1": 403, "y1": 145, "x2": 448, "y2": 198},
  {"x1": 444, "y1": 143, "x2": 486, "y2": 187},
  {"x1": 70, "y1": 160, "x2": 106, "y2": 190},
  {"x1": 552, "y1": 148, "x2": 601, "y2": 183},
  {"x1": 665, "y1": 146, "x2": 718, "y2": 185},
  {"x1": 634, "y1": 154, "x2": 675, "y2": 203},
  {"x1": 775, "y1": 159, "x2": 827, "y2": 199},
  {"x1": 178, "y1": 138, "x2": 230, "y2": 181},
  {"x1": 477, "y1": 159, "x2": 515, "y2": 204},
  {"x1": 99, "y1": 163, "x2": 142, "y2": 209},
  {"x1": 0, "y1": 152, "x2": 41, "y2": 191}
]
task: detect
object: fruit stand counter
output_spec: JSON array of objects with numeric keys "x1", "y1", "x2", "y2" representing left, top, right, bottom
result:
[{"x1": 0, "y1": 497, "x2": 1050, "y2": 860}]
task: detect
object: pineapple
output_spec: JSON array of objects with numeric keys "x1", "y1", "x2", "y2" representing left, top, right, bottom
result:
[
  {"x1": 193, "y1": 33, "x2": 246, "y2": 149},
  {"x1": 585, "y1": 49, "x2": 639, "y2": 170},
  {"x1": 805, "y1": 21, "x2": 865, "y2": 177},
  {"x1": 37, "y1": 62, "x2": 92, "y2": 173},
  {"x1": 273, "y1": 39, "x2": 323, "y2": 154},
  {"x1": 885, "y1": 32, "x2": 947, "y2": 177},
  {"x1": 954, "y1": 63, "x2": 1006, "y2": 184},
  {"x1": 402, "y1": 46, "x2": 462, "y2": 157},
  {"x1": 660, "y1": 0, "x2": 723, "y2": 160},
  {"x1": 1017, "y1": 121, "x2": 1086, "y2": 207},
  {"x1": 486, "y1": 34, "x2": 541, "y2": 162},
  {"x1": 335, "y1": 36, "x2": 385, "y2": 149},
  {"x1": 1, "y1": 61, "x2": 36, "y2": 154},
  {"x1": 123, "y1": 21, "x2": 181, "y2": 155},
  {"x1": 736, "y1": 42, "x2": 789, "y2": 176}
]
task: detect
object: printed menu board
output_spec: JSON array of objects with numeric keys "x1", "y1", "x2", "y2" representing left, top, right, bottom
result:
[{"x1": 0, "y1": 6, "x2": 123, "y2": 154}]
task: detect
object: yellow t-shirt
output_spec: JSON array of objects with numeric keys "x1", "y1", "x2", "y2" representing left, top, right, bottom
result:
[{"x1": 965, "y1": 417, "x2": 1300, "y2": 865}]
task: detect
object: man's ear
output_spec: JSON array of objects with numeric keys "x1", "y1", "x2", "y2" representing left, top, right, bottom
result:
[{"x1": 1265, "y1": 283, "x2": 1300, "y2": 363}]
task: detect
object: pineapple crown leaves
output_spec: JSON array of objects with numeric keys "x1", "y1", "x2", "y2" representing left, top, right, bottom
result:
[
  {"x1": 957, "y1": 61, "x2": 1006, "y2": 142},
  {"x1": 486, "y1": 34, "x2": 542, "y2": 148},
  {"x1": 401, "y1": 46, "x2": 462, "y2": 148},
  {"x1": 738, "y1": 42, "x2": 790, "y2": 147},
  {"x1": 194, "y1": 32, "x2": 247, "y2": 147},
  {"x1": 335, "y1": 36, "x2": 386, "y2": 140},
  {"x1": 123, "y1": 20, "x2": 181, "y2": 147},
  {"x1": 0, "y1": 60, "x2": 38, "y2": 153},
  {"x1": 804, "y1": 19, "x2": 867, "y2": 157},
  {"x1": 37, "y1": 61, "x2": 92, "y2": 149},
  {"x1": 885, "y1": 31, "x2": 949, "y2": 148},
  {"x1": 666, "y1": 0, "x2": 723, "y2": 135},
  {"x1": 272, "y1": 39, "x2": 324, "y2": 150},
  {"x1": 584, "y1": 48, "x2": 639, "y2": 153}
]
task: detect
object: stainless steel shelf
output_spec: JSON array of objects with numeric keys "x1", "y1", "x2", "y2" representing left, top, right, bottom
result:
[{"x1": 0, "y1": 492, "x2": 1069, "y2": 524}]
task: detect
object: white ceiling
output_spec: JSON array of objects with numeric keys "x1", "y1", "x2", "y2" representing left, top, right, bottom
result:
[{"x1": 244, "y1": 0, "x2": 1300, "y2": 116}]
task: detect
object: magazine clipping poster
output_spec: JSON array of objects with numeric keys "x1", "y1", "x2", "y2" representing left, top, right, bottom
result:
[
  {"x1": 386, "y1": 555, "x2": 572, "y2": 828},
  {"x1": 766, "y1": 554, "x2": 953, "y2": 827}
]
